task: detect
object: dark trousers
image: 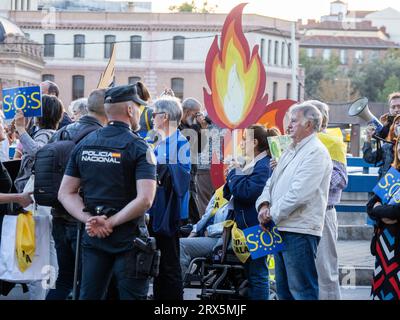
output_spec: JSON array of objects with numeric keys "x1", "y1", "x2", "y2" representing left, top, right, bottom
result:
[
  {"x1": 46, "y1": 218, "x2": 80, "y2": 300},
  {"x1": 79, "y1": 246, "x2": 149, "y2": 300},
  {"x1": 153, "y1": 233, "x2": 183, "y2": 300}
]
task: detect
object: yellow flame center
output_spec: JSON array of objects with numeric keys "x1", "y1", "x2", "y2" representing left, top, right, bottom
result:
[{"x1": 213, "y1": 24, "x2": 261, "y2": 126}]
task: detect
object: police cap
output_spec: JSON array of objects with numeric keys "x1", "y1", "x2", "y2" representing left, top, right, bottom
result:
[{"x1": 104, "y1": 84, "x2": 147, "y2": 106}]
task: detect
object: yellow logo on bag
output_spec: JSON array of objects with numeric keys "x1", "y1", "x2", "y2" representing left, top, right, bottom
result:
[
  {"x1": 224, "y1": 220, "x2": 250, "y2": 263},
  {"x1": 16, "y1": 212, "x2": 35, "y2": 272}
]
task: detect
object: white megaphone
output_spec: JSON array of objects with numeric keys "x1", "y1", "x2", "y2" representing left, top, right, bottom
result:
[{"x1": 348, "y1": 97, "x2": 383, "y2": 133}]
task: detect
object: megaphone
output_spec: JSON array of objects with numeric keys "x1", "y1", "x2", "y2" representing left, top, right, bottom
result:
[{"x1": 348, "y1": 97, "x2": 383, "y2": 133}]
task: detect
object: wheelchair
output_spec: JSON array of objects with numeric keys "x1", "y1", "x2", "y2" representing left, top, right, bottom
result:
[{"x1": 183, "y1": 245, "x2": 278, "y2": 300}]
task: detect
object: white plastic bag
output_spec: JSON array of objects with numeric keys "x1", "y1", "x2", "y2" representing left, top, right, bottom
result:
[{"x1": 0, "y1": 214, "x2": 51, "y2": 283}]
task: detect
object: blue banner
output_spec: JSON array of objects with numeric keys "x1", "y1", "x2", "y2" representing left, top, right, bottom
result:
[
  {"x1": 243, "y1": 221, "x2": 285, "y2": 260},
  {"x1": 373, "y1": 167, "x2": 400, "y2": 204},
  {"x1": 2, "y1": 86, "x2": 42, "y2": 120}
]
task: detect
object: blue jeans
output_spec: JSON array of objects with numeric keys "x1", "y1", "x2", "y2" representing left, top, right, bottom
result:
[
  {"x1": 274, "y1": 232, "x2": 320, "y2": 300},
  {"x1": 79, "y1": 245, "x2": 149, "y2": 300},
  {"x1": 244, "y1": 257, "x2": 269, "y2": 300},
  {"x1": 46, "y1": 218, "x2": 80, "y2": 300}
]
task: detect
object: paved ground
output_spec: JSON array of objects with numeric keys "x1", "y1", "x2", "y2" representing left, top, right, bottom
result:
[
  {"x1": 1, "y1": 284, "x2": 372, "y2": 300},
  {"x1": 337, "y1": 240, "x2": 374, "y2": 269},
  {"x1": 1, "y1": 240, "x2": 375, "y2": 301}
]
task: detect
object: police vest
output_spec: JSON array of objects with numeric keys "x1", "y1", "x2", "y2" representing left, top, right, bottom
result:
[{"x1": 78, "y1": 129, "x2": 139, "y2": 211}]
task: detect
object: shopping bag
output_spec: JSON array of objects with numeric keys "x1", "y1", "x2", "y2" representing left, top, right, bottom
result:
[{"x1": 0, "y1": 214, "x2": 51, "y2": 283}]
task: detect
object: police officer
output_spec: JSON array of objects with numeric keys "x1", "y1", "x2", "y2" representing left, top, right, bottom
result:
[{"x1": 58, "y1": 84, "x2": 157, "y2": 300}]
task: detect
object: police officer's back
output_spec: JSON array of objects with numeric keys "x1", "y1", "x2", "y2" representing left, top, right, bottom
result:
[
  {"x1": 46, "y1": 89, "x2": 108, "y2": 300},
  {"x1": 58, "y1": 84, "x2": 157, "y2": 300}
]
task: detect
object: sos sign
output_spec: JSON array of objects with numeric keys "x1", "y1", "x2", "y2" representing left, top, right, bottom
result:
[{"x1": 2, "y1": 86, "x2": 42, "y2": 120}]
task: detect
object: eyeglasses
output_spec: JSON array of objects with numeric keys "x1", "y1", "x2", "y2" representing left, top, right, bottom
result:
[{"x1": 152, "y1": 112, "x2": 166, "y2": 119}]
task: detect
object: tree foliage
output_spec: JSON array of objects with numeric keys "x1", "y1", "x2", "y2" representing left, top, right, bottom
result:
[
  {"x1": 349, "y1": 49, "x2": 400, "y2": 102},
  {"x1": 299, "y1": 49, "x2": 349, "y2": 102},
  {"x1": 169, "y1": 1, "x2": 218, "y2": 13}
]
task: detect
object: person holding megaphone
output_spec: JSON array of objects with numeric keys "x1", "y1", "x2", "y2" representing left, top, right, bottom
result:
[{"x1": 362, "y1": 93, "x2": 400, "y2": 179}]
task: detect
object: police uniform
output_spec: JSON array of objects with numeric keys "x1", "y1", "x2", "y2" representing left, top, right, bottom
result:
[{"x1": 64, "y1": 84, "x2": 156, "y2": 300}]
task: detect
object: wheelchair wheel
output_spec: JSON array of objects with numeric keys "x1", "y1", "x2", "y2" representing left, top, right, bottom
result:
[{"x1": 269, "y1": 280, "x2": 278, "y2": 300}]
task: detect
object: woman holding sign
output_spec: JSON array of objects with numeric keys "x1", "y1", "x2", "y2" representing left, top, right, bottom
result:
[
  {"x1": 223, "y1": 124, "x2": 279, "y2": 300},
  {"x1": 367, "y1": 139, "x2": 400, "y2": 300},
  {"x1": 14, "y1": 95, "x2": 63, "y2": 193}
]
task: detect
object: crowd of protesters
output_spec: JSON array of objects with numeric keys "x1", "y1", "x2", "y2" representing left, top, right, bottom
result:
[{"x1": 0, "y1": 78, "x2": 399, "y2": 301}]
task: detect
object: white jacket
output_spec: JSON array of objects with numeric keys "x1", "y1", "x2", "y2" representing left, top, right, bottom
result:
[{"x1": 255, "y1": 134, "x2": 332, "y2": 237}]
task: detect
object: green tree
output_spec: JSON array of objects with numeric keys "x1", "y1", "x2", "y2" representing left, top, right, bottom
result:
[
  {"x1": 300, "y1": 49, "x2": 343, "y2": 100},
  {"x1": 378, "y1": 75, "x2": 400, "y2": 102},
  {"x1": 169, "y1": 1, "x2": 217, "y2": 13},
  {"x1": 169, "y1": 1, "x2": 196, "y2": 12},
  {"x1": 349, "y1": 51, "x2": 400, "y2": 102}
]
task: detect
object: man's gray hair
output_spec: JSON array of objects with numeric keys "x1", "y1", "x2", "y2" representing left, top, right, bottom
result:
[
  {"x1": 87, "y1": 89, "x2": 106, "y2": 115},
  {"x1": 306, "y1": 100, "x2": 329, "y2": 129},
  {"x1": 70, "y1": 98, "x2": 88, "y2": 116},
  {"x1": 290, "y1": 103, "x2": 323, "y2": 132},
  {"x1": 182, "y1": 97, "x2": 202, "y2": 111},
  {"x1": 153, "y1": 96, "x2": 183, "y2": 122}
]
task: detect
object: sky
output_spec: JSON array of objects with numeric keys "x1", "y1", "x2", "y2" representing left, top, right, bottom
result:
[{"x1": 140, "y1": 0, "x2": 400, "y2": 21}]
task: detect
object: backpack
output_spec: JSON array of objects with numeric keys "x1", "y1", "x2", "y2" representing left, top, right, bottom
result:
[{"x1": 33, "y1": 126, "x2": 96, "y2": 207}]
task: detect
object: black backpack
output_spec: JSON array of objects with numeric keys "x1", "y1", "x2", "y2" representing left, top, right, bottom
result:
[{"x1": 33, "y1": 126, "x2": 96, "y2": 207}]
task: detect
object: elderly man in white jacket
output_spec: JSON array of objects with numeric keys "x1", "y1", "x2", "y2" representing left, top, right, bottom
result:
[{"x1": 256, "y1": 103, "x2": 332, "y2": 300}]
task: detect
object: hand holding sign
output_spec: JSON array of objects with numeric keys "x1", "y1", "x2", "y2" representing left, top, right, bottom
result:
[
  {"x1": 243, "y1": 221, "x2": 285, "y2": 260},
  {"x1": 258, "y1": 204, "x2": 271, "y2": 226},
  {"x1": 14, "y1": 109, "x2": 26, "y2": 135}
]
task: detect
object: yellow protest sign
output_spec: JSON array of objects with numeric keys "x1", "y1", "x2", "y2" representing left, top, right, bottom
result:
[{"x1": 318, "y1": 129, "x2": 347, "y2": 165}]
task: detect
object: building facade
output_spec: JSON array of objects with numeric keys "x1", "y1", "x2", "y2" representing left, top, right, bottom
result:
[
  {"x1": 0, "y1": 16, "x2": 44, "y2": 96},
  {"x1": 300, "y1": 18, "x2": 398, "y2": 69},
  {"x1": 365, "y1": 8, "x2": 400, "y2": 45},
  {"x1": 6, "y1": 10, "x2": 301, "y2": 108}
]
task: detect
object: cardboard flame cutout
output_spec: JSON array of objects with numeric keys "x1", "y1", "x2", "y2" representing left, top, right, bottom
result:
[
  {"x1": 204, "y1": 3, "x2": 298, "y2": 189},
  {"x1": 203, "y1": 3, "x2": 268, "y2": 129}
]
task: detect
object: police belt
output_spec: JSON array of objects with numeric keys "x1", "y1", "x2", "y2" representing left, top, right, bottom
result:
[{"x1": 84, "y1": 206, "x2": 119, "y2": 217}]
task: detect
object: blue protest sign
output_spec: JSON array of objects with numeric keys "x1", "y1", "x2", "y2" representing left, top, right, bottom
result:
[
  {"x1": 372, "y1": 167, "x2": 400, "y2": 204},
  {"x1": 2, "y1": 86, "x2": 42, "y2": 120},
  {"x1": 389, "y1": 187, "x2": 400, "y2": 205},
  {"x1": 243, "y1": 221, "x2": 285, "y2": 260}
]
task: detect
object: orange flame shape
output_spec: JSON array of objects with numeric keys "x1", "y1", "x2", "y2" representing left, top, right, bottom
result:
[{"x1": 203, "y1": 3, "x2": 268, "y2": 129}]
